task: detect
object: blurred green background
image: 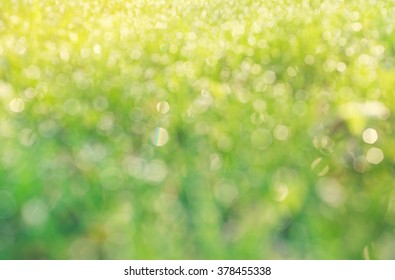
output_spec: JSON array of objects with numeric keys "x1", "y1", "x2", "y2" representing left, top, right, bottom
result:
[{"x1": 0, "y1": 0, "x2": 395, "y2": 259}]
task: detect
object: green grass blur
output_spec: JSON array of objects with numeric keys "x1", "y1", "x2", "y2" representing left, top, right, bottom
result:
[{"x1": 0, "y1": 0, "x2": 394, "y2": 259}]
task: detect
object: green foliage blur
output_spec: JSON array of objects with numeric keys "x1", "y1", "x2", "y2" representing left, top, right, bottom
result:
[{"x1": 0, "y1": 0, "x2": 394, "y2": 259}]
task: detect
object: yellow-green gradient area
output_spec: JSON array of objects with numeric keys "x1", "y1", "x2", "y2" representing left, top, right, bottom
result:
[{"x1": 0, "y1": 0, "x2": 394, "y2": 259}]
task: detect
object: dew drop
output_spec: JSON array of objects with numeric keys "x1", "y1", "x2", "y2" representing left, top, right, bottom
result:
[
  {"x1": 152, "y1": 127, "x2": 169, "y2": 147},
  {"x1": 366, "y1": 147, "x2": 384, "y2": 164},
  {"x1": 362, "y1": 128, "x2": 378, "y2": 144},
  {"x1": 156, "y1": 101, "x2": 170, "y2": 114},
  {"x1": 273, "y1": 125, "x2": 290, "y2": 141},
  {"x1": 9, "y1": 98, "x2": 25, "y2": 113}
]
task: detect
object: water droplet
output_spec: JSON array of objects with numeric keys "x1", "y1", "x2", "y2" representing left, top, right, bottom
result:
[
  {"x1": 274, "y1": 183, "x2": 289, "y2": 202},
  {"x1": 210, "y1": 153, "x2": 222, "y2": 171},
  {"x1": 130, "y1": 49, "x2": 141, "y2": 60},
  {"x1": 366, "y1": 147, "x2": 384, "y2": 164},
  {"x1": 9, "y1": 98, "x2": 25, "y2": 113},
  {"x1": 304, "y1": 55, "x2": 315, "y2": 65},
  {"x1": 253, "y1": 99, "x2": 266, "y2": 112},
  {"x1": 59, "y1": 48, "x2": 70, "y2": 62},
  {"x1": 318, "y1": 165, "x2": 330, "y2": 176},
  {"x1": 123, "y1": 156, "x2": 145, "y2": 179},
  {"x1": 21, "y1": 199, "x2": 49, "y2": 226},
  {"x1": 336, "y1": 62, "x2": 347, "y2": 72},
  {"x1": 350, "y1": 22, "x2": 362, "y2": 32},
  {"x1": 250, "y1": 112, "x2": 265, "y2": 125},
  {"x1": 93, "y1": 96, "x2": 109, "y2": 111},
  {"x1": 145, "y1": 160, "x2": 167, "y2": 183},
  {"x1": 152, "y1": 127, "x2": 169, "y2": 147},
  {"x1": 311, "y1": 157, "x2": 330, "y2": 176},
  {"x1": 263, "y1": 70, "x2": 276, "y2": 84},
  {"x1": 292, "y1": 101, "x2": 307, "y2": 116},
  {"x1": 156, "y1": 101, "x2": 170, "y2": 114},
  {"x1": 23, "y1": 65, "x2": 41, "y2": 80},
  {"x1": 316, "y1": 178, "x2": 345, "y2": 208},
  {"x1": 287, "y1": 66, "x2": 298, "y2": 77},
  {"x1": 273, "y1": 125, "x2": 290, "y2": 141},
  {"x1": 214, "y1": 179, "x2": 239, "y2": 207},
  {"x1": 236, "y1": 88, "x2": 251, "y2": 103},
  {"x1": 93, "y1": 44, "x2": 102, "y2": 55},
  {"x1": 97, "y1": 112, "x2": 114, "y2": 133},
  {"x1": 362, "y1": 128, "x2": 378, "y2": 144},
  {"x1": 63, "y1": 98, "x2": 81, "y2": 115},
  {"x1": 0, "y1": 82, "x2": 14, "y2": 99}
]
